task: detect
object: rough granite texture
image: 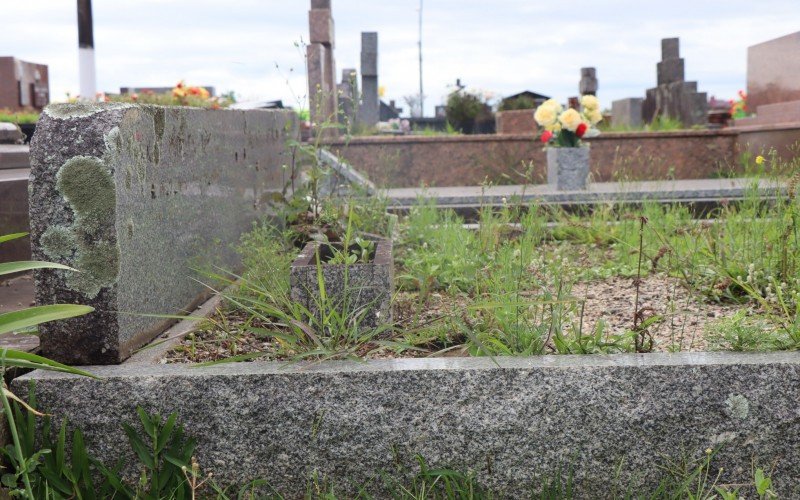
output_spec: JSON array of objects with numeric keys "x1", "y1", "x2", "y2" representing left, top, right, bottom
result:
[
  {"x1": 29, "y1": 103, "x2": 296, "y2": 364},
  {"x1": 547, "y1": 146, "x2": 590, "y2": 190},
  {"x1": 290, "y1": 237, "x2": 393, "y2": 329},
  {"x1": 15, "y1": 352, "x2": 800, "y2": 497}
]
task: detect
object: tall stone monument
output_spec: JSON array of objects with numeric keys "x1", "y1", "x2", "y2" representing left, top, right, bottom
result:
[
  {"x1": 307, "y1": 0, "x2": 338, "y2": 127},
  {"x1": 642, "y1": 38, "x2": 707, "y2": 127},
  {"x1": 359, "y1": 32, "x2": 379, "y2": 127},
  {"x1": 579, "y1": 67, "x2": 597, "y2": 96}
]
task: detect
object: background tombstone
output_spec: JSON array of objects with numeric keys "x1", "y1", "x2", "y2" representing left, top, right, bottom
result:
[
  {"x1": 359, "y1": 32, "x2": 379, "y2": 127},
  {"x1": 307, "y1": 0, "x2": 338, "y2": 128},
  {"x1": 0, "y1": 57, "x2": 49, "y2": 111},
  {"x1": 642, "y1": 37, "x2": 708, "y2": 127},
  {"x1": 338, "y1": 68, "x2": 359, "y2": 126},
  {"x1": 29, "y1": 103, "x2": 296, "y2": 364},
  {"x1": 579, "y1": 67, "x2": 597, "y2": 96},
  {"x1": 612, "y1": 98, "x2": 643, "y2": 128},
  {"x1": 736, "y1": 31, "x2": 800, "y2": 126}
]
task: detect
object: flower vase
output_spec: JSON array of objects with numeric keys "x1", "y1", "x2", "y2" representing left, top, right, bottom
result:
[{"x1": 546, "y1": 146, "x2": 590, "y2": 190}]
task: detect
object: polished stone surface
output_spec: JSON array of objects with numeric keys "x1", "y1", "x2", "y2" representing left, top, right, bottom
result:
[
  {"x1": 28, "y1": 103, "x2": 296, "y2": 364},
  {"x1": 16, "y1": 351, "x2": 800, "y2": 497},
  {"x1": 748, "y1": 31, "x2": 800, "y2": 110}
]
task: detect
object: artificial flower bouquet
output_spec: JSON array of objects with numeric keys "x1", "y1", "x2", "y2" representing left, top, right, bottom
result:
[{"x1": 534, "y1": 95, "x2": 603, "y2": 147}]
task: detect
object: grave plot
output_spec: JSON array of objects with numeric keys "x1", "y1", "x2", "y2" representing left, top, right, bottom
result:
[{"x1": 13, "y1": 101, "x2": 800, "y2": 497}]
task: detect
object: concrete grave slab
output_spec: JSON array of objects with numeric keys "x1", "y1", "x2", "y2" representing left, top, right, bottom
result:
[{"x1": 15, "y1": 351, "x2": 800, "y2": 496}]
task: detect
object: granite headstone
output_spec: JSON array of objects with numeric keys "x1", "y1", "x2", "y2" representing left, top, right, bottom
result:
[{"x1": 29, "y1": 103, "x2": 296, "y2": 364}]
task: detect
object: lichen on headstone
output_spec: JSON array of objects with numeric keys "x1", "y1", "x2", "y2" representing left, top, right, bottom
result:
[
  {"x1": 724, "y1": 394, "x2": 750, "y2": 420},
  {"x1": 52, "y1": 155, "x2": 120, "y2": 298},
  {"x1": 40, "y1": 226, "x2": 77, "y2": 260}
]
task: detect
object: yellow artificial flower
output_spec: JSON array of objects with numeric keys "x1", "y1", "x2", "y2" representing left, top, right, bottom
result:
[
  {"x1": 581, "y1": 95, "x2": 600, "y2": 111},
  {"x1": 379, "y1": 85, "x2": 386, "y2": 98},
  {"x1": 545, "y1": 122, "x2": 562, "y2": 132},
  {"x1": 534, "y1": 104, "x2": 558, "y2": 127},
  {"x1": 587, "y1": 109, "x2": 603, "y2": 125},
  {"x1": 541, "y1": 98, "x2": 563, "y2": 113},
  {"x1": 558, "y1": 108, "x2": 583, "y2": 132},
  {"x1": 755, "y1": 155, "x2": 765, "y2": 165}
]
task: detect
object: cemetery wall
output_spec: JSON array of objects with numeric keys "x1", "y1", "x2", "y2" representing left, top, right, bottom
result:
[{"x1": 325, "y1": 126, "x2": 799, "y2": 188}]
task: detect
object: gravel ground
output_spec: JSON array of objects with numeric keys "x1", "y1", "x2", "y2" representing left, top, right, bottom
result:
[
  {"x1": 571, "y1": 275, "x2": 745, "y2": 352},
  {"x1": 165, "y1": 275, "x2": 749, "y2": 363}
]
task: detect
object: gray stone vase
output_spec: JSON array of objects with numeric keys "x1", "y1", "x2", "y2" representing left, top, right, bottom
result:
[{"x1": 546, "y1": 146, "x2": 590, "y2": 190}]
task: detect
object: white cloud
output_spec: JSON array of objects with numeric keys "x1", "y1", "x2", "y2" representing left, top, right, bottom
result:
[{"x1": 1, "y1": 0, "x2": 798, "y2": 114}]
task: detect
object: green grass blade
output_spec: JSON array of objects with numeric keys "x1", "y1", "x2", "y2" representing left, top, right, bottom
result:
[
  {"x1": 0, "y1": 349, "x2": 100, "y2": 378},
  {"x1": 0, "y1": 261, "x2": 77, "y2": 277},
  {"x1": 0, "y1": 233, "x2": 28, "y2": 245},
  {"x1": 0, "y1": 304, "x2": 94, "y2": 335}
]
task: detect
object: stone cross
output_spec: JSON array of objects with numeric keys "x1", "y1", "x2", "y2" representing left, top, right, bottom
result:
[{"x1": 359, "y1": 32, "x2": 379, "y2": 127}]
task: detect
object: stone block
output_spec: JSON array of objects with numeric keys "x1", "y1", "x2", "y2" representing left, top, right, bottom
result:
[
  {"x1": 579, "y1": 67, "x2": 597, "y2": 96},
  {"x1": 360, "y1": 52, "x2": 377, "y2": 77},
  {"x1": 661, "y1": 37, "x2": 680, "y2": 60},
  {"x1": 16, "y1": 352, "x2": 800, "y2": 497},
  {"x1": 612, "y1": 98, "x2": 643, "y2": 128},
  {"x1": 359, "y1": 76, "x2": 379, "y2": 126},
  {"x1": 0, "y1": 123, "x2": 24, "y2": 144},
  {"x1": 28, "y1": 102, "x2": 296, "y2": 364},
  {"x1": 289, "y1": 237, "x2": 392, "y2": 329},
  {"x1": 747, "y1": 31, "x2": 800, "y2": 110},
  {"x1": 309, "y1": 8, "x2": 334, "y2": 47},
  {"x1": 657, "y1": 58, "x2": 684, "y2": 85},
  {"x1": 310, "y1": 0, "x2": 330, "y2": 8},
  {"x1": 547, "y1": 146, "x2": 590, "y2": 190},
  {"x1": 360, "y1": 32, "x2": 378, "y2": 76},
  {"x1": 0, "y1": 144, "x2": 29, "y2": 170},
  {"x1": 361, "y1": 31, "x2": 378, "y2": 54}
]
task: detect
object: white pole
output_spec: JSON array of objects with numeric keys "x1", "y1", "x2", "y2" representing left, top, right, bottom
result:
[
  {"x1": 418, "y1": 0, "x2": 424, "y2": 117},
  {"x1": 77, "y1": 0, "x2": 96, "y2": 100}
]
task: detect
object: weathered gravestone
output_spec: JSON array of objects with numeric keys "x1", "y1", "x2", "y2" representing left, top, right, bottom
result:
[
  {"x1": 29, "y1": 102, "x2": 296, "y2": 364},
  {"x1": 642, "y1": 37, "x2": 707, "y2": 127},
  {"x1": 359, "y1": 32, "x2": 379, "y2": 127},
  {"x1": 338, "y1": 68, "x2": 359, "y2": 125},
  {"x1": 612, "y1": 97, "x2": 643, "y2": 128}
]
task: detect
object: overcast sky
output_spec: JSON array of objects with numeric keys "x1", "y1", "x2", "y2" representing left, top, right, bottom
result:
[{"x1": 3, "y1": 1, "x2": 799, "y2": 115}]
